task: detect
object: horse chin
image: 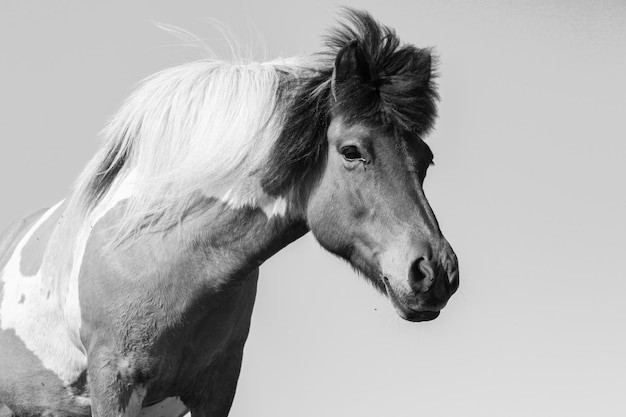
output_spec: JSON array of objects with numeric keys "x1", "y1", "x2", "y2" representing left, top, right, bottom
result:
[
  {"x1": 398, "y1": 309, "x2": 440, "y2": 322},
  {"x1": 382, "y1": 277, "x2": 441, "y2": 322}
]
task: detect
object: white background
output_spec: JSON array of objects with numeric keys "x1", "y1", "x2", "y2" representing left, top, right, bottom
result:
[{"x1": 1, "y1": 1, "x2": 625, "y2": 416}]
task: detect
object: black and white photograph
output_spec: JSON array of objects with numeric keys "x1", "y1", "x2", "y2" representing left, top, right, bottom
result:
[{"x1": 0, "y1": 1, "x2": 624, "y2": 416}]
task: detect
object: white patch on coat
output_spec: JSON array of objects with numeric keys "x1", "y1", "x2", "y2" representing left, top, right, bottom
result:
[
  {"x1": 0, "y1": 178, "x2": 135, "y2": 386},
  {"x1": 72, "y1": 393, "x2": 91, "y2": 408},
  {"x1": 219, "y1": 176, "x2": 287, "y2": 218},
  {"x1": 0, "y1": 201, "x2": 86, "y2": 384}
]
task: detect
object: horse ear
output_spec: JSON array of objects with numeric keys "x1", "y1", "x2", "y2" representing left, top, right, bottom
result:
[{"x1": 331, "y1": 40, "x2": 372, "y2": 100}]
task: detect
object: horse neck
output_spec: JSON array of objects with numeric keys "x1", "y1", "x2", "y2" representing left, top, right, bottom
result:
[{"x1": 175, "y1": 198, "x2": 309, "y2": 284}]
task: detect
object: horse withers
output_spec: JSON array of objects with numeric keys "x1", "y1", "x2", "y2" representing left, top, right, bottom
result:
[{"x1": 0, "y1": 9, "x2": 458, "y2": 417}]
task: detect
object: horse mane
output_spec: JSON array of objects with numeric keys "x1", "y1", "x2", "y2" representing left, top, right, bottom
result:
[
  {"x1": 42, "y1": 8, "x2": 438, "y2": 281},
  {"x1": 77, "y1": 61, "x2": 296, "y2": 235}
]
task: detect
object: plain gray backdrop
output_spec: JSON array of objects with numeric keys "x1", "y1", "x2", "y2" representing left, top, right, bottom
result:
[{"x1": 1, "y1": 1, "x2": 625, "y2": 416}]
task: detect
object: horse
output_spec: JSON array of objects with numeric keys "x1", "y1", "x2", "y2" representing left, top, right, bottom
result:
[{"x1": 0, "y1": 9, "x2": 459, "y2": 417}]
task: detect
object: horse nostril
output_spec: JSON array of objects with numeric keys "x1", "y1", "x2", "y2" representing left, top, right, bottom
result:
[{"x1": 409, "y1": 257, "x2": 428, "y2": 284}]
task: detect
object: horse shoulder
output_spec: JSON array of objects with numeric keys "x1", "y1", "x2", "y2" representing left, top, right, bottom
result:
[{"x1": 78, "y1": 205, "x2": 260, "y2": 415}]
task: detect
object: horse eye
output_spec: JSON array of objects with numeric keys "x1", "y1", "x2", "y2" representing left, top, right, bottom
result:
[{"x1": 341, "y1": 145, "x2": 363, "y2": 161}]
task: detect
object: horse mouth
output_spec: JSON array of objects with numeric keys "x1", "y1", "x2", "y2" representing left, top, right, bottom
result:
[{"x1": 382, "y1": 277, "x2": 440, "y2": 322}]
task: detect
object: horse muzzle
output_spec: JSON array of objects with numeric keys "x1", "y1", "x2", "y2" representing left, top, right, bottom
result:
[{"x1": 382, "y1": 247, "x2": 459, "y2": 322}]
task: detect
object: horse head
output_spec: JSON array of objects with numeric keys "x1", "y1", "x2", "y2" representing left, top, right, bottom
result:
[{"x1": 304, "y1": 15, "x2": 459, "y2": 321}]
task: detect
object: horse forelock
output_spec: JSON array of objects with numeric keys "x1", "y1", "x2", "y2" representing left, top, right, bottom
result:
[{"x1": 327, "y1": 9, "x2": 439, "y2": 136}]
